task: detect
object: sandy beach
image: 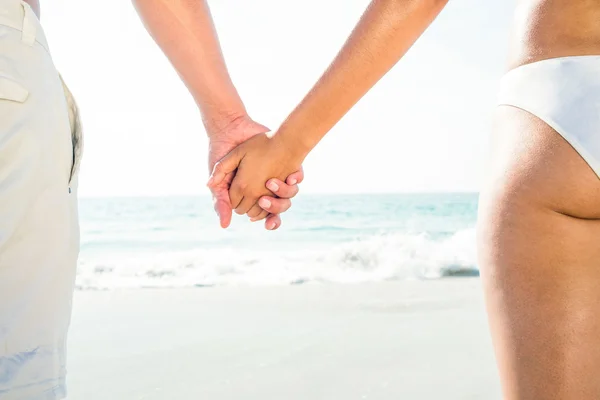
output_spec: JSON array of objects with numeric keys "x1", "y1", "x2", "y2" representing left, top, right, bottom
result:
[{"x1": 66, "y1": 279, "x2": 501, "y2": 399}]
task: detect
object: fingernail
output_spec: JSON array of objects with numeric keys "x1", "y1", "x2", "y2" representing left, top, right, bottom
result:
[
  {"x1": 267, "y1": 221, "x2": 277, "y2": 230},
  {"x1": 288, "y1": 178, "x2": 297, "y2": 185},
  {"x1": 259, "y1": 198, "x2": 271, "y2": 209},
  {"x1": 250, "y1": 217, "x2": 258, "y2": 222},
  {"x1": 267, "y1": 181, "x2": 279, "y2": 192},
  {"x1": 206, "y1": 177, "x2": 213, "y2": 187}
]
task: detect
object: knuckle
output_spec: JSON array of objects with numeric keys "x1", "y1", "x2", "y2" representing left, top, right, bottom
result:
[
  {"x1": 230, "y1": 183, "x2": 240, "y2": 195},
  {"x1": 237, "y1": 181, "x2": 248, "y2": 191}
]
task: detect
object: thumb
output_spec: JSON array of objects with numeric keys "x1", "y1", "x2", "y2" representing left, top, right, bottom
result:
[
  {"x1": 213, "y1": 189, "x2": 233, "y2": 229},
  {"x1": 207, "y1": 147, "x2": 243, "y2": 188}
]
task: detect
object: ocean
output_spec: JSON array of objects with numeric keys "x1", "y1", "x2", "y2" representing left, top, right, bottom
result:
[{"x1": 76, "y1": 193, "x2": 479, "y2": 290}]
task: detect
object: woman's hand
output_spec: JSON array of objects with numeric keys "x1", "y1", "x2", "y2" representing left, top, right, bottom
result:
[
  {"x1": 207, "y1": 132, "x2": 305, "y2": 221},
  {"x1": 207, "y1": 116, "x2": 302, "y2": 229}
]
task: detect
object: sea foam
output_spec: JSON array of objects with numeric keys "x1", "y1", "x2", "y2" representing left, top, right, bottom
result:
[{"x1": 75, "y1": 228, "x2": 478, "y2": 290}]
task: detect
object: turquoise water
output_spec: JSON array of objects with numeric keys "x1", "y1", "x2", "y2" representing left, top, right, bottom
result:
[{"x1": 76, "y1": 193, "x2": 478, "y2": 289}]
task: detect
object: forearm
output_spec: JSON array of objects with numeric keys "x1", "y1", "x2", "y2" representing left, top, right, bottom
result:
[
  {"x1": 133, "y1": 0, "x2": 246, "y2": 134},
  {"x1": 279, "y1": 0, "x2": 448, "y2": 157}
]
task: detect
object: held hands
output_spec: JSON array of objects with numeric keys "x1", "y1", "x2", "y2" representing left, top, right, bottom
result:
[
  {"x1": 206, "y1": 116, "x2": 303, "y2": 230},
  {"x1": 208, "y1": 131, "x2": 305, "y2": 223}
]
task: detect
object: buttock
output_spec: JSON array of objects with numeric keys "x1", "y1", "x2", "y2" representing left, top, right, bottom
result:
[
  {"x1": 478, "y1": 65, "x2": 600, "y2": 399},
  {"x1": 497, "y1": 55, "x2": 600, "y2": 179}
]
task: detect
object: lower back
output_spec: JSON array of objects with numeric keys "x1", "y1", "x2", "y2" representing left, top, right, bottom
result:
[{"x1": 509, "y1": 0, "x2": 600, "y2": 68}]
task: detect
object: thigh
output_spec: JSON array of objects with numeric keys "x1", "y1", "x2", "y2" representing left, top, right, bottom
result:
[{"x1": 478, "y1": 105, "x2": 600, "y2": 399}]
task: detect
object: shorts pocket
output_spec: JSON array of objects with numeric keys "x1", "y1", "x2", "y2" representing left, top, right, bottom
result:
[
  {"x1": 59, "y1": 75, "x2": 82, "y2": 187},
  {"x1": 0, "y1": 75, "x2": 29, "y2": 103}
]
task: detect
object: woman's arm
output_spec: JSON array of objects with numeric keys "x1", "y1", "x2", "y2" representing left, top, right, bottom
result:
[
  {"x1": 279, "y1": 0, "x2": 449, "y2": 155},
  {"x1": 209, "y1": 0, "x2": 449, "y2": 216}
]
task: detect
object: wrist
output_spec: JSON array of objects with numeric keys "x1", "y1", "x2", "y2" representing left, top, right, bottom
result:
[
  {"x1": 275, "y1": 125, "x2": 313, "y2": 163},
  {"x1": 202, "y1": 109, "x2": 248, "y2": 139},
  {"x1": 193, "y1": 80, "x2": 248, "y2": 137}
]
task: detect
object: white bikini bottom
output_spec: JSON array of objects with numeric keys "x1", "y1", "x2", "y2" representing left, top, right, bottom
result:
[{"x1": 498, "y1": 55, "x2": 600, "y2": 177}]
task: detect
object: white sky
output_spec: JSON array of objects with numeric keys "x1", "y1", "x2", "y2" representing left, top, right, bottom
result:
[{"x1": 42, "y1": 0, "x2": 516, "y2": 197}]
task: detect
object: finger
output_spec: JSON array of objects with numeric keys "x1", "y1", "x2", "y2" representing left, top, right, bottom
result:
[
  {"x1": 249, "y1": 209, "x2": 269, "y2": 222},
  {"x1": 266, "y1": 179, "x2": 298, "y2": 199},
  {"x1": 286, "y1": 167, "x2": 304, "y2": 185},
  {"x1": 246, "y1": 204, "x2": 264, "y2": 219},
  {"x1": 229, "y1": 184, "x2": 244, "y2": 211},
  {"x1": 209, "y1": 173, "x2": 234, "y2": 229},
  {"x1": 207, "y1": 148, "x2": 243, "y2": 188},
  {"x1": 234, "y1": 197, "x2": 258, "y2": 216},
  {"x1": 233, "y1": 197, "x2": 246, "y2": 215},
  {"x1": 265, "y1": 214, "x2": 281, "y2": 231},
  {"x1": 213, "y1": 190, "x2": 233, "y2": 229},
  {"x1": 252, "y1": 210, "x2": 270, "y2": 222},
  {"x1": 258, "y1": 196, "x2": 292, "y2": 214}
]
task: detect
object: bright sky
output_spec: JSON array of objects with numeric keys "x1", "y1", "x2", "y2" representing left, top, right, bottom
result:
[{"x1": 42, "y1": 0, "x2": 516, "y2": 197}]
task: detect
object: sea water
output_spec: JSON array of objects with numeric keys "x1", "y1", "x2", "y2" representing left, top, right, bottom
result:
[{"x1": 76, "y1": 193, "x2": 478, "y2": 289}]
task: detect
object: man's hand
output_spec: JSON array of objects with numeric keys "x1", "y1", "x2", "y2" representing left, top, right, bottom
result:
[
  {"x1": 252, "y1": 174, "x2": 304, "y2": 227},
  {"x1": 207, "y1": 115, "x2": 302, "y2": 229}
]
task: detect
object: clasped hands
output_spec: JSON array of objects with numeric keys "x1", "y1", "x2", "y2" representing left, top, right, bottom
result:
[{"x1": 206, "y1": 115, "x2": 305, "y2": 230}]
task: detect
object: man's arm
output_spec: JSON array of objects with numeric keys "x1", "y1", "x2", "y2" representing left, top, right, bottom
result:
[
  {"x1": 133, "y1": 0, "x2": 301, "y2": 229},
  {"x1": 132, "y1": 0, "x2": 245, "y2": 133}
]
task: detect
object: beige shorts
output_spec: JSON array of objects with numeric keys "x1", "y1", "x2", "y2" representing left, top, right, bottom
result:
[{"x1": 0, "y1": 1, "x2": 81, "y2": 398}]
